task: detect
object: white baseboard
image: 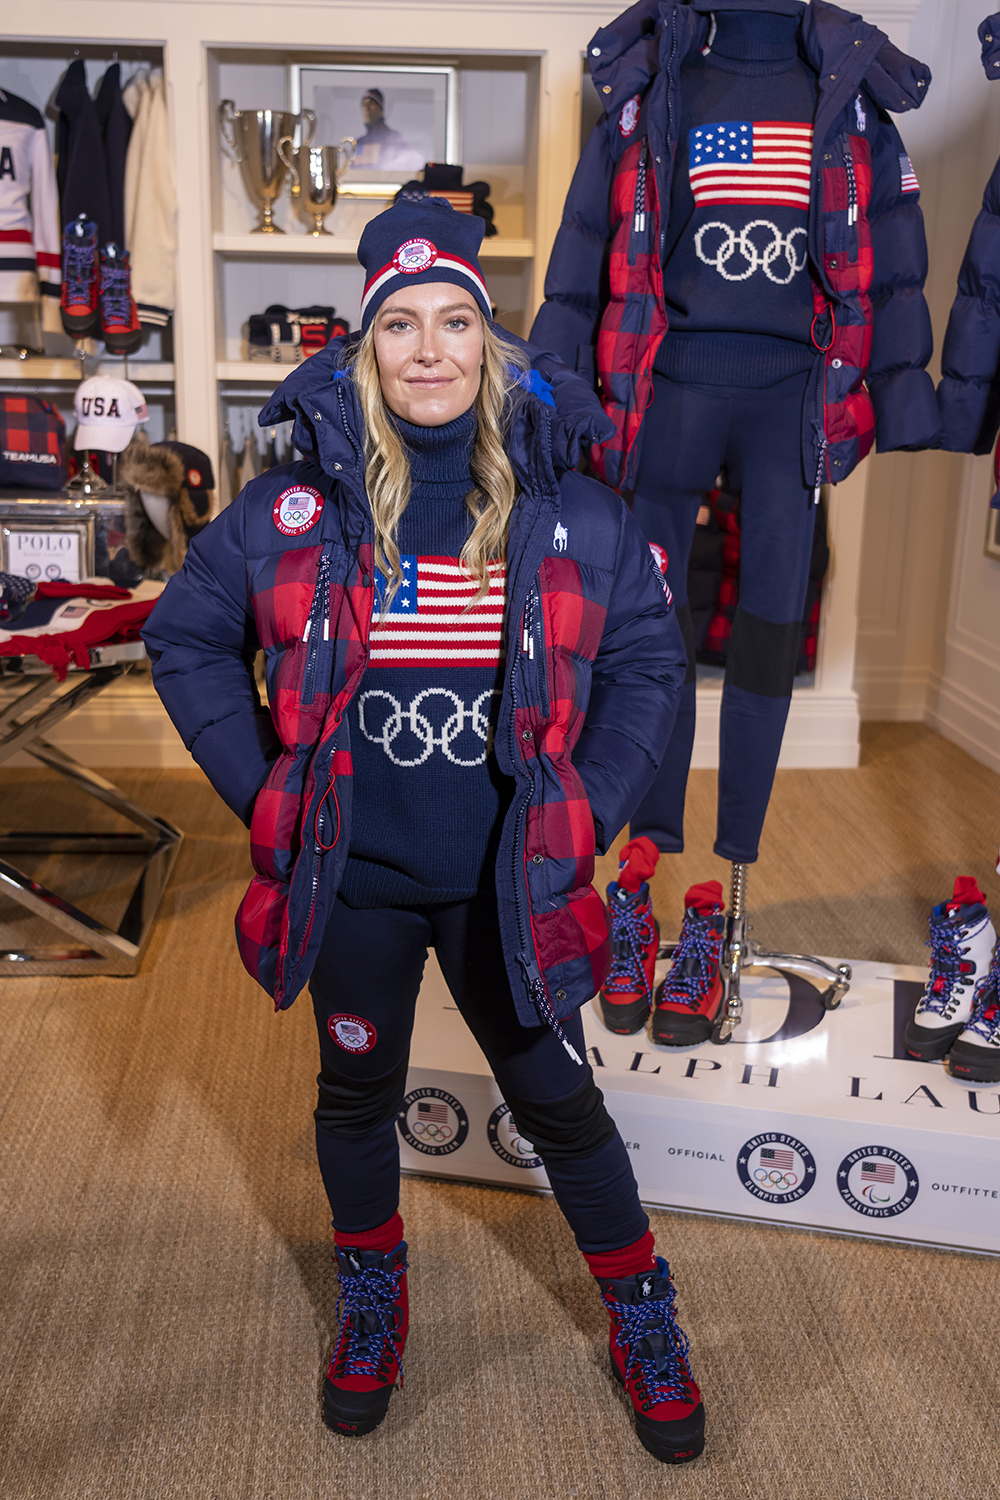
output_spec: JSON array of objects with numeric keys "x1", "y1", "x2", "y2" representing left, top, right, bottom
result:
[
  {"x1": 691, "y1": 683, "x2": 860, "y2": 769},
  {"x1": 926, "y1": 673, "x2": 1000, "y2": 777},
  {"x1": 854, "y1": 666, "x2": 930, "y2": 723}
]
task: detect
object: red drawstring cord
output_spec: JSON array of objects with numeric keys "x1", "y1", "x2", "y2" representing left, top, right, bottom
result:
[{"x1": 315, "y1": 778, "x2": 341, "y2": 852}]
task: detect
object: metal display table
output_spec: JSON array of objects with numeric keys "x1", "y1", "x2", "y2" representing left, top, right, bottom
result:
[{"x1": 0, "y1": 643, "x2": 183, "y2": 976}]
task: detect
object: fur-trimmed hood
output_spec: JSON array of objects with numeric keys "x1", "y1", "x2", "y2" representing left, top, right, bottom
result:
[{"x1": 120, "y1": 433, "x2": 214, "y2": 575}]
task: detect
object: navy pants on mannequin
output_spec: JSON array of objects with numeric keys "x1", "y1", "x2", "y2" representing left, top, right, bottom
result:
[
  {"x1": 629, "y1": 368, "x2": 818, "y2": 863},
  {"x1": 309, "y1": 892, "x2": 650, "y2": 1253}
]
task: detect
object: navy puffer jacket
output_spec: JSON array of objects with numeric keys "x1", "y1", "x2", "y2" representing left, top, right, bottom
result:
[
  {"x1": 142, "y1": 336, "x2": 685, "y2": 1029},
  {"x1": 531, "y1": 0, "x2": 939, "y2": 492},
  {"x1": 938, "y1": 15, "x2": 1000, "y2": 453}
]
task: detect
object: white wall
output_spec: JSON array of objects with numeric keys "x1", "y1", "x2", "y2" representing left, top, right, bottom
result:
[{"x1": 854, "y1": 0, "x2": 1000, "y2": 773}]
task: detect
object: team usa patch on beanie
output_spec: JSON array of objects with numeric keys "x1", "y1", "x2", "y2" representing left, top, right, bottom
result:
[{"x1": 357, "y1": 197, "x2": 492, "y2": 330}]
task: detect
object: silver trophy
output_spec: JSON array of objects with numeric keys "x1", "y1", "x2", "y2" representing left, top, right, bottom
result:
[
  {"x1": 219, "y1": 101, "x2": 316, "y2": 233},
  {"x1": 277, "y1": 138, "x2": 358, "y2": 236}
]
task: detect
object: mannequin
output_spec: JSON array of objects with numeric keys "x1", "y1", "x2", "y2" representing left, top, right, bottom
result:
[{"x1": 532, "y1": 0, "x2": 939, "y2": 1040}]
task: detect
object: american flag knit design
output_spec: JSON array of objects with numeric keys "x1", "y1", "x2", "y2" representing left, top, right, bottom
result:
[
  {"x1": 688, "y1": 121, "x2": 813, "y2": 207},
  {"x1": 370, "y1": 555, "x2": 505, "y2": 668}
]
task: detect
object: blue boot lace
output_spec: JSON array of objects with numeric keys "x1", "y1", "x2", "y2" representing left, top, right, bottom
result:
[
  {"x1": 99, "y1": 259, "x2": 134, "y2": 327},
  {"x1": 660, "y1": 909, "x2": 723, "y2": 1011},
  {"x1": 918, "y1": 912, "x2": 975, "y2": 1017},
  {"x1": 605, "y1": 889, "x2": 656, "y2": 1002},
  {"x1": 334, "y1": 1256, "x2": 407, "y2": 1383},
  {"x1": 63, "y1": 234, "x2": 95, "y2": 302},
  {"x1": 963, "y1": 949, "x2": 1000, "y2": 1044},
  {"x1": 603, "y1": 1274, "x2": 693, "y2": 1405}
]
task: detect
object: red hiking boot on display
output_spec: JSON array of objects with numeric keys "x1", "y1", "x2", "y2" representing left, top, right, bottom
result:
[
  {"x1": 598, "y1": 1256, "x2": 705, "y2": 1464},
  {"x1": 599, "y1": 837, "x2": 660, "y2": 1035},
  {"x1": 98, "y1": 243, "x2": 143, "y2": 355},
  {"x1": 651, "y1": 882, "x2": 726, "y2": 1046},
  {"x1": 60, "y1": 217, "x2": 99, "y2": 337},
  {"x1": 324, "y1": 1240, "x2": 408, "y2": 1436}
]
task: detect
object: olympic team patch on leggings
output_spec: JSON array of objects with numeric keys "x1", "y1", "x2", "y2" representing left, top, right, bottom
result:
[{"x1": 397, "y1": 1087, "x2": 469, "y2": 1156}]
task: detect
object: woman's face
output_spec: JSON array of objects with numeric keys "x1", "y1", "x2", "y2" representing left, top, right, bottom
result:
[{"x1": 373, "y1": 281, "x2": 484, "y2": 427}]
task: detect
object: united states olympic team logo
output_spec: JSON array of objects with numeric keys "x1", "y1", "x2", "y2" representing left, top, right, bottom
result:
[
  {"x1": 619, "y1": 95, "x2": 640, "y2": 137},
  {"x1": 393, "y1": 237, "x2": 437, "y2": 273},
  {"x1": 327, "y1": 1013, "x2": 377, "y2": 1054},
  {"x1": 487, "y1": 1103, "x2": 543, "y2": 1170},
  {"x1": 837, "y1": 1145, "x2": 919, "y2": 1219},
  {"x1": 272, "y1": 485, "x2": 324, "y2": 536},
  {"x1": 397, "y1": 1087, "x2": 469, "y2": 1156},
  {"x1": 737, "y1": 1133, "x2": 816, "y2": 1204}
]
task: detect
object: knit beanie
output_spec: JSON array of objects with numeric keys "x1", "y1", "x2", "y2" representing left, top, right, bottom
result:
[{"x1": 357, "y1": 196, "x2": 492, "y2": 331}]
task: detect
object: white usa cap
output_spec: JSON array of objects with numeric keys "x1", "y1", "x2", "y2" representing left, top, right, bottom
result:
[{"x1": 73, "y1": 376, "x2": 149, "y2": 452}]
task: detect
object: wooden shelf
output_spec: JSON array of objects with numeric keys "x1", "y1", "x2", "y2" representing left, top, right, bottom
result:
[
  {"x1": 213, "y1": 233, "x2": 534, "y2": 260},
  {"x1": 0, "y1": 359, "x2": 175, "y2": 382},
  {"x1": 217, "y1": 362, "x2": 288, "y2": 384}
]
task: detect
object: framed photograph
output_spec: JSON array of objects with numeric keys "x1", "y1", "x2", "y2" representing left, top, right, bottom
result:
[
  {"x1": 289, "y1": 63, "x2": 458, "y2": 197},
  {"x1": 1, "y1": 521, "x2": 91, "y2": 583}
]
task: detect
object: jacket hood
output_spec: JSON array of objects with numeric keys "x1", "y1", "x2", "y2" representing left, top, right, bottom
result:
[
  {"x1": 981, "y1": 14, "x2": 1000, "y2": 78},
  {"x1": 257, "y1": 330, "x2": 614, "y2": 484},
  {"x1": 587, "y1": 0, "x2": 930, "y2": 119}
]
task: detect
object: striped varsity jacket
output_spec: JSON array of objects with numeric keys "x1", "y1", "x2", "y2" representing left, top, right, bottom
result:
[
  {"x1": 531, "y1": 0, "x2": 941, "y2": 493},
  {"x1": 142, "y1": 337, "x2": 685, "y2": 1028},
  {"x1": 0, "y1": 90, "x2": 61, "y2": 333}
]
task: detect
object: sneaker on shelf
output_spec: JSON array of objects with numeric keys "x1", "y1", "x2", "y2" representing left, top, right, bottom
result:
[
  {"x1": 598, "y1": 1256, "x2": 705, "y2": 1465},
  {"x1": 60, "y1": 217, "x2": 99, "y2": 337},
  {"x1": 903, "y1": 877, "x2": 995, "y2": 1062},
  {"x1": 599, "y1": 836, "x2": 660, "y2": 1035},
  {"x1": 651, "y1": 882, "x2": 725, "y2": 1046},
  {"x1": 323, "y1": 1240, "x2": 408, "y2": 1436},
  {"x1": 947, "y1": 946, "x2": 1000, "y2": 1082},
  {"x1": 98, "y1": 243, "x2": 143, "y2": 354}
]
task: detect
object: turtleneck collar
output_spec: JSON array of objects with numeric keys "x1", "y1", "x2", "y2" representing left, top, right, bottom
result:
[
  {"x1": 709, "y1": 11, "x2": 801, "y2": 65},
  {"x1": 392, "y1": 405, "x2": 477, "y2": 484}
]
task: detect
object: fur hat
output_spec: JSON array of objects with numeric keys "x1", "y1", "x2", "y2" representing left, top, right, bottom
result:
[{"x1": 120, "y1": 432, "x2": 215, "y2": 576}]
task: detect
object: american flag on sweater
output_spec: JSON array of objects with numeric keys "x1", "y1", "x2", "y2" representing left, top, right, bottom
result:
[
  {"x1": 370, "y1": 555, "x2": 505, "y2": 669},
  {"x1": 689, "y1": 121, "x2": 813, "y2": 207},
  {"x1": 861, "y1": 1160, "x2": 896, "y2": 1185}
]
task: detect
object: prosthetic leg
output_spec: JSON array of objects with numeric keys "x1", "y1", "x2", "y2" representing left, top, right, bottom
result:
[{"x1": 711, "y1": 860, "x2": 851, "y2": 1043}]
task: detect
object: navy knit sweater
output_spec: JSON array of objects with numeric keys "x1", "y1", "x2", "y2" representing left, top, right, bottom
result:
[
  {"x1": 339, "y1": 407, "x2": 510, "y2": 909},
  {"x1": 656, "y1": 10, "x2": 819, "y2": 387}
]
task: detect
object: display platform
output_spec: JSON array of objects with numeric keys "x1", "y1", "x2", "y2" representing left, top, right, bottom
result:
[{"x1": 399, "y1": 951, "x2": 1000, "y2": 1256}]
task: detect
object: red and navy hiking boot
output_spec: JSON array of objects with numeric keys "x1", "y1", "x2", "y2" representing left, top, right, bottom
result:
[
  {"x1": 98, "y1": 243, "x2": 143, "y2": 354},
  {"x1": 651, "y1": 882, "x2": 726, "y2": 1046},
  {"x1": 599, "y1": 1256, "x2": 705, "y2": 1465},
  {"x1": 60, "y1": 218, "x2": 99, "y2": 336},
  {"x1": 599, "y1": 837, "x2": 661, "y2": 1035},
  {"x1": 947, "y1": 945, "x2": 1000, "y2": 1083},
  {"x1": 904, "y1": 877, "x2": 995, "y2": 1062},
  {"x1": 323, "y1": 1240, "x2": 408, "y2": 1436}
]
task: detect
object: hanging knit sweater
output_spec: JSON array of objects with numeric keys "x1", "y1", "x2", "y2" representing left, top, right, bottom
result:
[
  {"x1": 338, "y1": 406, "x2": 510, "y2": 909},
  {"x1": 656, "y1": 9, "x2": 819, "y2": 387}
]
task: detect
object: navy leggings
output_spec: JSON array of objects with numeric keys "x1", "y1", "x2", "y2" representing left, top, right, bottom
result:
[
  {"x1": 309, "y1": 891, "x2": 650, "y2": 1254},
  {"x1": 630, "y1": 370, "x2": 818, "y2": 863}
]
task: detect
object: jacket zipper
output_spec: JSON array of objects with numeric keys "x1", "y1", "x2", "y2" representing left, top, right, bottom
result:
[{"x1": 302, "y1": 547, "x2": 332, "y2": 706}]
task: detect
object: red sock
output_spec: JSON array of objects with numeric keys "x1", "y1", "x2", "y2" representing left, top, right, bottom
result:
[
  {"x1": 947, "y1": 876, "x2": 987, "y2": 912},
  {"x1": 616, "y1": 837, "x2": 659, "y2": 893},
  {"x1": 334, "y1": 1210, "x2": 404, "y2": 1254},
  {"x1": 583, "y1": 1228, "x2": 656, "y2": 1280},
  {"x1": 684, "y1": 880, "x2": 724, "y2": 914}
]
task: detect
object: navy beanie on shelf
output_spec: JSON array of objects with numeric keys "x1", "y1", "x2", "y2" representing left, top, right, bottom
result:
[{"x1": 357, "y1": 197, "x2": 492, "y2": 331}]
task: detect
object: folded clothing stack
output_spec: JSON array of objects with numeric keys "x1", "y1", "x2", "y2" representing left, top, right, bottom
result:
[
  {"x1": 247, "y1": 304, "x2": 350, "y2": 364},
  {"x1": 0, "y1": 576, "x2": 163, "y2": 679},
  {"x1": 394, "y1": 164, "x2": 497, "y2": 237}
]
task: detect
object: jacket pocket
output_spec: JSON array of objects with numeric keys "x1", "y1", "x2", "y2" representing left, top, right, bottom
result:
[{"x1": 248, "y1": 750, "x2": 304, "y2": 884}]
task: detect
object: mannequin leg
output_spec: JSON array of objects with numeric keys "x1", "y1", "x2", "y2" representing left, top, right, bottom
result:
[
  {"x1": 628, "y1": 375, "x2": 729, "y2": 851},
  {"x1": 715, "y1": 373, "x2": 818, "y2": 862}
]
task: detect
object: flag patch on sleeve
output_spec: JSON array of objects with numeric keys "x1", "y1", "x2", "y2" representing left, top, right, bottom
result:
[{"x1": 899, "y1": 153, "x2": 919, "y2": 193}]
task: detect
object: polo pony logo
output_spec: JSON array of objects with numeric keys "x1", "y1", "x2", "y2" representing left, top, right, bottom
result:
[{"x1": 553, "y1": 522, "x2": 568, "y2": 553}]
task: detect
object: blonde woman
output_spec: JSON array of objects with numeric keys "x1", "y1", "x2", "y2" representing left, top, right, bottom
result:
[{"x1": 143, "y1": 201, "x2": 700, "y2": 1463}]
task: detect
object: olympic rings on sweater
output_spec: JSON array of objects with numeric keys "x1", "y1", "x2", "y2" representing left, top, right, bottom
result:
[
  {"x1": 694, "y1": 220, "x2": 808, "y2": 284},
  {"x1": 358, "y1": 687, "x2": 499, "y2": 767}
]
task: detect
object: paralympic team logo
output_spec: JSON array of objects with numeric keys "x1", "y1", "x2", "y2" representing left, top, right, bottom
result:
[
  {"x1": 486, "y1": 1103, "x2": 543, "y2": 1170},
  {"x1": 737, "y1": 1132, "x2": 816, "y2": 1204},
  {"x1": 272, "y1": 485, "x2": 323, "y2": 536},
  {"x1": 397, "y1": 1087, "x2": 469, "y2": 1157},
  {"x1": 837, "y1": 1145, "x2": 919, "y2": 1218}
]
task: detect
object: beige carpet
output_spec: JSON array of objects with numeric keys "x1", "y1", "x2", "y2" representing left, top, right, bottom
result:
[{"x1": 1, "y1": 725, "x2": 999, "y2": 1500}]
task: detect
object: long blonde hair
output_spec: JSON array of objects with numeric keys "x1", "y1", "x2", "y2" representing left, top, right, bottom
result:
[{"x1": 350, "y1": 316, "x2": 528, "y2": 607}]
